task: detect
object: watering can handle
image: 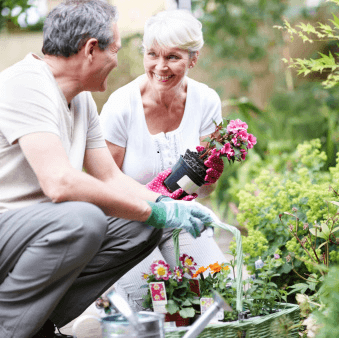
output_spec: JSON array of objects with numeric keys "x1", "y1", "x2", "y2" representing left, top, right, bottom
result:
[{"x1": 72, "y1": 315, "x2": 101, "y2": 338}]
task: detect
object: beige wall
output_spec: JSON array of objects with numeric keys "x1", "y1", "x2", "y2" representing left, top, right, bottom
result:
[{"x1": 0, "y1": 0, "x2": 167, "y2": 71}]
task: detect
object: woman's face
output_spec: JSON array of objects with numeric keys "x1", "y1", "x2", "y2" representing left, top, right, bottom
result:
[{"x1": 143, "y1": 44, "x2": 195, "y2": 92}]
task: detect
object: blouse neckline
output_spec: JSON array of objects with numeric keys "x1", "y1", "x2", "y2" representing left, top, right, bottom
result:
[{"x1": 135, "y1": 74, "x2": 191, "y2": 140}]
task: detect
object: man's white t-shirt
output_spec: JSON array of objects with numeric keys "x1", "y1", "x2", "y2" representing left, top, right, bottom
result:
[
  {"x1": 100, "y1": 74, "x2": 222, "y2": 185},
  {"x1": 0, "y1": 53, "x2": 106, "y2": 213}
]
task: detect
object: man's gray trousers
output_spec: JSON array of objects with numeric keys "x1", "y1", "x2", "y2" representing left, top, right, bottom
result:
[{"x1": 0, "y1": 201, "x2": 162, "y2": 337}]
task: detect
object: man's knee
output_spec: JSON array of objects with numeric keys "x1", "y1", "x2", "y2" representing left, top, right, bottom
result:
[{"x1": 54, "y1": 202, "x2": 108, "y2": 253}]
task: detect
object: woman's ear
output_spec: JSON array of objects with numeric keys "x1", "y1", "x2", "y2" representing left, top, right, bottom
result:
[
  {"x1": 83, "y1": 38, "x2": 99, "y2": 62},
  {"x1": 189, "y1": 51, "x2": 199, "y2": 68}
]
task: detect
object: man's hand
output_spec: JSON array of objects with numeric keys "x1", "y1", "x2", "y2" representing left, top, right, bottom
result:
[
  {"x1": 146, "y1": 169, "x2": 197, "y2": 201},
  {"x1": 145, "y1": 200, "x2": 215, "y2": 238}
]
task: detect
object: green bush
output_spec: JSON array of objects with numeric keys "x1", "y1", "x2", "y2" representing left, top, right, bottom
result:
[{"x1": 231, "y1": 139, "x2": 339, "y2": 290}]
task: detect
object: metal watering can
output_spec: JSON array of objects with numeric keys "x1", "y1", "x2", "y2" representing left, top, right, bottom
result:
[{"x1": 72, "y1": 289, "x2": 230, "y2": 338}]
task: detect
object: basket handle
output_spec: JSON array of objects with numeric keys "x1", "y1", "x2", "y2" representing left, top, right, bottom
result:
[{"x1": 172, "y1": 222, "x2": 243, "y2": 313}]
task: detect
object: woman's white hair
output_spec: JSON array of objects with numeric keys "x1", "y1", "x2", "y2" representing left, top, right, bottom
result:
[{"x1": 143, "y1": 9, "x2": 204, "y2": 54}]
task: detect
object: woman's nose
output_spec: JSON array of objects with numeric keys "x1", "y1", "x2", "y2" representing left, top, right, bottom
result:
[{"x1": 155, "y1": 57, "x2": 168, "y2": 70}]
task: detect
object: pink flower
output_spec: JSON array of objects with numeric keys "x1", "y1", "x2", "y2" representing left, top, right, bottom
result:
[
  {"x1": 247, "y1": 134, "x2": 257, "y2": 149},
  {"x1": 231, "y1": 136, "x2": 241, "y2": 147},
  {"x1": 211, "y1": 148, "x2": 221, "y2": 157},
  {"x1": 274, "y1": 254, "x2": 280, "y2": 259},
  {"x1": 237, "y1": 130, "x2": 249, "y2": 142},
  {"x1": 150, "y1": 260, "x2": 171, "y2": 280},
  {"x1": 173, "y1": 266, "x2": 183, "y2": 282},
  {"x1": 240, "y1": 149, "x2": 247, "y2": 160},
  {"x1": 196, "y1": 146, "x2": 205, "y2": 152},
  {"x1": 179, "y1": 254, "x2": 197, "y2": 271},
  {"x1": 220, "y1": 142, "x2": 232, "y2": 155},
  {"x1": 227, "y1": 119, "x2": 248, "y2": 134}
]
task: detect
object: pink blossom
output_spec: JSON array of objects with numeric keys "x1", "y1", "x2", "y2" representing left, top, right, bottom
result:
[
  {"x1": 179, "y1": 254, "x2": 197, "y2": 271},
  {"x1": 231, "y1": 136, "x2": 241, "y2": 147},
  {"x1": 210, "y1": 148, "x2": 221, "y2": 157},
  {"x1": 237, "y1": 130, "x2": 249, "y2": 142},
  {"x1": 150, "y1": 260, "x2": 171, "y2": 280},
  {"x1": 240, "y1": 149, "x2": 247, "y2": 160},
  {"x1": 172, "y1": 266, "x2": 183, "y2": 282},
  {"x1": 226, "y1": 148, "x2": 235, "y2": 161},
  {"x1": 227, "y1": 119, "x2": 248, "y2": 134},
  {"x1": 220, "y1": 142, "x2": 232, "y2": 155},
  {"x1": 196, "y1": 146, "x2": 205, "y2": 153},
  {"x1": 247, "y1": 134, "x2": 257, "y2": 149},
  {"x1": 274, "y1": 254, "x2": 280, "y2": 259}
]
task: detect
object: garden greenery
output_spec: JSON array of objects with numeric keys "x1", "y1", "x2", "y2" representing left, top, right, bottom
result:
[{"x1": 275, "y1": 0, "x2": 339, "y2": 89}]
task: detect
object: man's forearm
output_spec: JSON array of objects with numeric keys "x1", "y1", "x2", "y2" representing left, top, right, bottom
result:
[{"x1": 52, "y1": 168, "x2": 154, "y2": 221}]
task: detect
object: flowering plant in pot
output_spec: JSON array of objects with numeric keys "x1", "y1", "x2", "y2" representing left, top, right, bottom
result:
[
  {"x1": 164, "y1": 118, "x2": 257, "y2": 195},
  {"x1": 141, "y1": 254, "x2": 201, "y2": 326}
]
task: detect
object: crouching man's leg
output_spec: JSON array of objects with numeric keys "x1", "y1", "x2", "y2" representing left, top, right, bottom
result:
[
  {"x1": 50, "y1": 217, "x2": 163, "y2": 328},
  {"x1": 0, "y1": 201, "x2": 108, "y2": 338}
]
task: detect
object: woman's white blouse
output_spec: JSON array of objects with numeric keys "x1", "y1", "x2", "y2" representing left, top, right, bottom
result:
[{"x1": 100, "y1": 74, "x2": 222, "y2": 185}]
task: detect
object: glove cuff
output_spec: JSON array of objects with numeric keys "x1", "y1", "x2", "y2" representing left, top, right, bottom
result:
[
  {"x1": 156, "y1": 195, "x2": 174, "y2": 203},
  {"x1": 145, "y1": 201, "x2": 167, "y2": 229}
]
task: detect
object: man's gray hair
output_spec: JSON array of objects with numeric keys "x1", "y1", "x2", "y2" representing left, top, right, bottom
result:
[{"x1": 42, "y1": 0, "x2": 118, "y2": 57}]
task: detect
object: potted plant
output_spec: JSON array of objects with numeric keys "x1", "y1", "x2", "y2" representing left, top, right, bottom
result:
[
  {"x1": 164, "y1": 118, "x2": 257, "y2": 194},
  {"x1": 141, "y1": 254, "x2": 201, "y2": 327}
]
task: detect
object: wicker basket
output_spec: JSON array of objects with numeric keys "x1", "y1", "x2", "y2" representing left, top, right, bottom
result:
[{"x1": 165, "y1": 222, "x2": 300, "y2": 338}]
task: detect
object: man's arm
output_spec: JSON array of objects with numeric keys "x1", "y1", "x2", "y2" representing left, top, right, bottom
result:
[{"x1": 19, "y1": 132, "x2": 157, "y2": 221}]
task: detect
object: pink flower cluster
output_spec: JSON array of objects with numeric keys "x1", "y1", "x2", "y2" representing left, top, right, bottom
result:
[{"x1": 199, "y1": 118, "x2": 257, "y2": 164}]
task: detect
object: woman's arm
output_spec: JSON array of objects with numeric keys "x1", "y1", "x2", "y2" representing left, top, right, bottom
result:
[{"x1": 106, "y1": 140, "x2": 125, "y2": 170}]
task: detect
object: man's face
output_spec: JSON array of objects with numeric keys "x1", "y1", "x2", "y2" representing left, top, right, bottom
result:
[{"x1": 87, "y1": 23, "x2": 121, "y2": 92}]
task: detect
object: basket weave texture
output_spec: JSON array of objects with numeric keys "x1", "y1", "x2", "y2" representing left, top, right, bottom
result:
[{"x1": 166, "y1": 222, "x2": 300, "y2": 338}]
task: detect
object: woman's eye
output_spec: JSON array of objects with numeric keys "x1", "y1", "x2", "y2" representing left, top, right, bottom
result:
[
  {"x1": 168, "y1": 55, "x2": 179, "y2": 60},
  {"x1": 148, "y1": 52, "x2": 156, "y2": 57}
]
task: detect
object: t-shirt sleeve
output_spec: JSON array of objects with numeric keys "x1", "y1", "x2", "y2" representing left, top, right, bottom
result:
[
  {"x1": 0, "y1": 72, "x2": 60, "y2": 145},
  {"x1": 84, "y1": 93, "x2": 107, "y2": 149},
  {"x1": 200, "y1": 86, "x2": 223, "y2": 137},
  {"x1": 99, "y1": 88, "x2": 130, "y2": 148}
]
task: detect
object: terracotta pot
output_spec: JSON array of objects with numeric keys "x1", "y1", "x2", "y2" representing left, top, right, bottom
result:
[{"x1": 164, "y1": 312, "x2": 190, "y2": 327}]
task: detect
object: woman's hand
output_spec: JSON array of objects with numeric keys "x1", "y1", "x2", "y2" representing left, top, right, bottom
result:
[
  {"x1": 146, "y1": 169, "x2": 197, "y2": 201},
  {"x1": 204, "y1": 153, "x2": 224, "y2": 184}
]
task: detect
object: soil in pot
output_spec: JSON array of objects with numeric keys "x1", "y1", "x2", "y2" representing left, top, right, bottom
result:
[{"x1": 181, "y1": 149, "x2": 207, "y2": 180}]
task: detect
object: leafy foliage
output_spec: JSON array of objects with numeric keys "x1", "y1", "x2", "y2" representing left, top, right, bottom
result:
[
  {"x1": 0, "y1": 0, "x2": 34, "y2": 30},
  {"x1": 275, "y1": 0, "x2": 339, "y2": 88},
  {"x1": 232, "y1": 139, "x2": 339, "y2": 292}
]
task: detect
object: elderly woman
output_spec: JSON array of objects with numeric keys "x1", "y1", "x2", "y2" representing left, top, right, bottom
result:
[{"x1": 100, "y1": 9, "x2": 228, "y2": 311}]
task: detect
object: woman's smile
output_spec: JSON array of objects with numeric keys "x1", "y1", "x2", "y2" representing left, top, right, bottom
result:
[{"x1": 153, "y1": 73, "x2": 175, "y2": 82}]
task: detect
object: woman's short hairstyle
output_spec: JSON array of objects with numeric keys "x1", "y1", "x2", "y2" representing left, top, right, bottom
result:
[
  {"x1": 42, "y1": 0, "x2": 118, "y2": 57},
  {"x1": 143, "y1": 10, "x2": 204, "y2": 54}
]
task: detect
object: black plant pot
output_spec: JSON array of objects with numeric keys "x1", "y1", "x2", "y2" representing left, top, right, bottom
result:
[{"x1": 164, "y1": 151, "x2": 206, "y2": 194}]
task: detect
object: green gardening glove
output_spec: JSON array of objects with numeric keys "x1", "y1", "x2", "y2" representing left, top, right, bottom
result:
[{"x1": 146, "y1": 199, "x2": 214, "y2": 238}]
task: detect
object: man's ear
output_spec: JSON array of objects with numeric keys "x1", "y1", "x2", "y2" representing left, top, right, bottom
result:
[{"x1": 84, "y1": 38, "x2": 99, "y2": 62}]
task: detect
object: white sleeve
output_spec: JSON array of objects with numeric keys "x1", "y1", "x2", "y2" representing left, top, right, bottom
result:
[
  {"x1": 200, "y1": 86, "x2": 223, "y2": 137},
  {"x1": 0, "y1": 72, "x2": 60, "y2": 145},
  {"x1": 100, "y1": 88, "x2": 131, "y2": 148}
]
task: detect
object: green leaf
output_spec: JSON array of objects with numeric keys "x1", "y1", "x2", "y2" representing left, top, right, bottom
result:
[
  {"x1": 166, "y1": 300, "x2": 179, "y2": 315},
  {"x1": 179, "y1": 307, "x2": 195, "y2": 318},
  {"x1": 182, "y1": 299, "x2": 192, "y2": 307}
]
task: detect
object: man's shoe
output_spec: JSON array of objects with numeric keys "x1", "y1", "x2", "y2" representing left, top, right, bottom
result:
[{"x1": 32, "y1": 319, "x2": 72, "y2": 338}]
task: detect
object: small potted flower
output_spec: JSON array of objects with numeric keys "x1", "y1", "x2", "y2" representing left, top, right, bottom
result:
[
  {"x1": 164, "y1": 118, "x2": 257, "y2": 194},
  {"x1": 142, "y1": 254, "x2": 201, "y2": 327}
]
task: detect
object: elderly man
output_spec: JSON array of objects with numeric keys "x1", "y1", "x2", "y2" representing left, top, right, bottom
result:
[{"x1": 0, "y1": 0, "x2": 214, "y2": 337}]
